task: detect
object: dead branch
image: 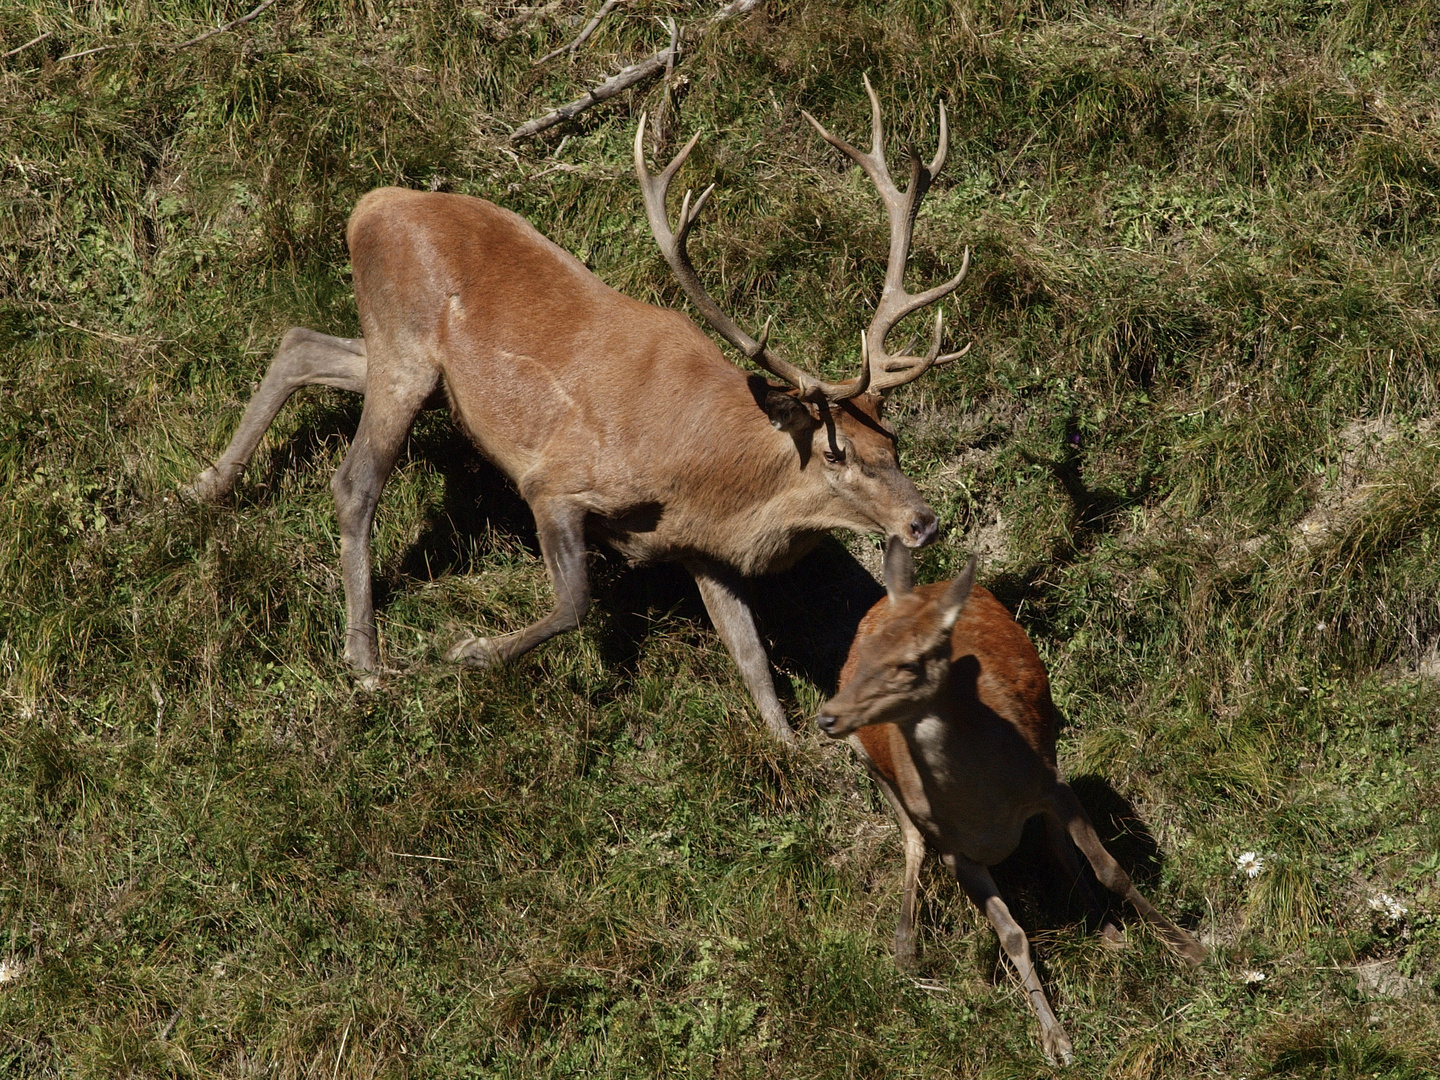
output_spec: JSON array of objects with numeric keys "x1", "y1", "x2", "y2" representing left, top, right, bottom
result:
[
  {"x1": 535, "y1": 0, "x2": 624, "y2": 65},
  {"x1": 511, "y1": 0, "x2": 763, "y2": 142},
  {"x1": 2, "y1": 30, "x2": 53, "y2": 60},
  {"x1": 173, "y1": 0, "x2": 277, "y2": 51}
]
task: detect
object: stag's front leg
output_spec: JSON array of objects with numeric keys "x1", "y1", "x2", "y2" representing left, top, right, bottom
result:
[
  {"x1": 686, "y1": 560, "x2": 793, "y2": 744},
  {"x1": 189, "y1": 329, "x2": 368, "y2": 502},
  {"x1": 447, "y1": 497, "x2": 591, "y2": 669},
  {"x1": 948, "y1": 854, "x2": 1074, "y2": 1067}
]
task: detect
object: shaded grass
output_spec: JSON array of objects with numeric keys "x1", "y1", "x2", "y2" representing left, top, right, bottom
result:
[{"x1": 2, "y1": 0, "x2": 1440, "y2": 1076}]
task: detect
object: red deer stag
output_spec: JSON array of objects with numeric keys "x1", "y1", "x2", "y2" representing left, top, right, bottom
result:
[
  {"x1": 818, "y1": 538, "x2": 1205, "y2": 1062},
  {"x1": 188, "y1": 77, "x2": 970, "y2": 743}
]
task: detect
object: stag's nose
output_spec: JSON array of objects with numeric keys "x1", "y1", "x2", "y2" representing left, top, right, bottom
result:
[
  {"x1": 907, "y1": 510, "x2": 938, "y2": 547},
  {"x1": 817, "y1": 712, "x2": 840, "y2": 736}
]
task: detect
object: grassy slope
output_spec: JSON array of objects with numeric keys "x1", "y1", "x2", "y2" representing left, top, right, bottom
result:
[{"x1": 2, "y1": 0, "x2": 1439, "y2": 1075}]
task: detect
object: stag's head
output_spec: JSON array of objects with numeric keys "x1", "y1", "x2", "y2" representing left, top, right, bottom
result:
[
  {"x1": 816, "y1": 538, "x2": 977, "y2": 737},
  {"x1": 635, "y1": 76, "x2": 970, "y2": 550}
]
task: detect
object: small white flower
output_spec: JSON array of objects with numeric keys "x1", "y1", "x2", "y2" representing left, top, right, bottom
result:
[
  {"x1": 1237, "y1": 852, "x2": 1264, "y2": 878},
  {"x1": 1242, "y1": 969, "x2": 1266, "y2": 984},
  {"x1": 0, "y1": 959, "x2": 23, "y2": 985},
  {"x1": 1369, "y1": 893, "x2": 1407, "y2": 922}
]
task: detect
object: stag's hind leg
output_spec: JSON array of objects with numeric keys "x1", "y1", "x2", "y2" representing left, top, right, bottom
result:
[
  {"x1": 446, "y1": 497, "x2": 591, "y2": 670},
  {"x1": 948, "y1": 854, "x2": 1074, "y2": 1066},
  {"x1": 331, "y1": 348, "x2": 440, "y2": 673},
  {"x1": 189, "y1": 329, "x2": 369, "y2": 502},
  {"x1": 1052, "y1": 784, "x2": 1206, "y2": 965}
]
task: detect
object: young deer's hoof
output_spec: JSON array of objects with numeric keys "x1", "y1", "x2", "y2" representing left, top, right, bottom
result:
[
  {"x1": 1042, "y1": 1026, "x2": 1075, "y2": 1067},
  {"x1": 446, "y1": 634, "x2": 505, "y2": 669}
]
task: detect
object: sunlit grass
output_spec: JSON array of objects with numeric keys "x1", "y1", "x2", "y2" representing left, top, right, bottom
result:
[{"x1": 2, "y1": 1, "x2": 1439, "y2": 1076}]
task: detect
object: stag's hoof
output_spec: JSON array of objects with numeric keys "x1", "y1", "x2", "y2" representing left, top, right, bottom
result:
[
  {"x1": 1099, "y1": 922, "x2": 1126, "y2": 947},
  {"x1": 893, "y1": 938, "x2": 919, "y2": 974},
  {"x1": 182, "y1": 465, "x2": 235, "y2": 504},
  {"x1": 762, "y1": 711, "x2": 797, "y2": 746},
  {"x1": 446, "y1": 634, "x2": 506, "y2": 669}
]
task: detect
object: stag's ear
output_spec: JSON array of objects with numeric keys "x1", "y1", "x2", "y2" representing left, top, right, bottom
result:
[
  {"x1": 883, "y1": 535, "x2": 915, "y2": 602},
  {"x1": 761, "y1": 388, "x2": 819, "y2": 435},
  {"x1": 935, "y1": 555, "x2": 978, "y2": 633}
]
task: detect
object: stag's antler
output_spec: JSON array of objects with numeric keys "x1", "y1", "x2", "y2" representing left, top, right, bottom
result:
[
  {"x1": 802, "y1": 74, "x2": 972, "y2": 393},
  {"x1": 633, "y1": 116, "x2": 872, "y2": 404}
]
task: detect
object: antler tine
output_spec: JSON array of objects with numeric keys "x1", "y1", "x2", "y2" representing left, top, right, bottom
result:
[
  {"x1": 633, "y1": 113, "x2": 871, "y2": 405},
  {"x1": 929, "y1": 99, "x2": 948, "y2": 177},
  {"x1": 808, "y1": 79, "x2": 973, "y2": 394}
]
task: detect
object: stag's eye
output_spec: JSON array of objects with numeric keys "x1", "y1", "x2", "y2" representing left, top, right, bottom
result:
[{"x1": 898, "y1": 660, "x2": 925, "y2": 679}]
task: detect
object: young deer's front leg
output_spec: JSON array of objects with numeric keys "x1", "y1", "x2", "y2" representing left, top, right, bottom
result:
[
  {"x1": 330, "y1": 346, "x2": 439, "y2": 673},
  {"x1": 948, "y1": 855, "x2": 1075, "y2": 1067},
  {"x1": 860, "y1": 755, "x2": 928, "y2": 969}
]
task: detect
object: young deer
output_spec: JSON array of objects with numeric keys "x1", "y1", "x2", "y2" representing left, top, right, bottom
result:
[{"x1": 817, "y1": 538, "x2": 1205, "y2": 1064}]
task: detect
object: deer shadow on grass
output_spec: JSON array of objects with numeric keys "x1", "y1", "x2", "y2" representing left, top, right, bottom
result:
[
  {"x1": 254, "y1": 409, "x2": 889, "y2": 699},
  {"x1": 985, "y1": 770, "x2": 1169, "y2": 938},
  {"x1": 582, "y1": 537, "x2": 885, "y2": 708}
]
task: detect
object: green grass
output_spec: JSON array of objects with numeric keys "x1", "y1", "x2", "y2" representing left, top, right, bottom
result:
[{"x1": 2, "y1": 0, "x2": 1440, "y2": 1075}]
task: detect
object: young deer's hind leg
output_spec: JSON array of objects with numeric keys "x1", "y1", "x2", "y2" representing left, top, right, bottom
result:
[
  {"x1": 446, "y1": 496, "x2": 592, "y2": 669},
  {"x1": 1042, "y1": 810, "x2": 1123, "y2": 944},
  {"x1": 948, "y1": 854, "x2": 1074, "y2": 1066},
  {"x1": 189, "y1": 329, "x2": 369, "y2": 502},
  {"x1": 1053, "y1": 784, "x2": 1206, "y2": 965},
  {"x1": 331, "y1": 348, "x2": 440, "y2": 673}
]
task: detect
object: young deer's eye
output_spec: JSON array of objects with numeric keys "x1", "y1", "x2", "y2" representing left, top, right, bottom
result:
[{"x1": 823, "y1": 448, "x2": 846, "y2": 465}]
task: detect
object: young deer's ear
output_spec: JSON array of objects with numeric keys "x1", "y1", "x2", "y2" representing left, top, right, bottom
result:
[
  {"x1": 935, "y1": 555, "x2": 978, "y2": 632},
  {"x1": 761, "y1": 388, "x2": 819, "y2": 435},
  {"x1": 883, "y1": 534, "x2": 915, "y2": 603}
]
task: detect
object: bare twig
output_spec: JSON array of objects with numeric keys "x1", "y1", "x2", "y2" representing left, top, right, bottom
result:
[
  {"x1": 2, "y1": 30, "x2": 53, "y2": 60},
  {"x1": 56, "y1": 41, "x2": 137, "y2": 63},
  {"x1": 330, "y1": 1021, "x2": 351, "y2": 1080},
  {"x1": 387, "y1": 850, "x2": 458, "y2": 862},
  {"x1": 535, "y1": 0, "x2": 624, "y2": 65},
  {"x1": 172, "y1": 0, "x2": 277, "y2": 52},
  {"x1": 511, "y1": 0, "x2": 762, "y2": 142}
]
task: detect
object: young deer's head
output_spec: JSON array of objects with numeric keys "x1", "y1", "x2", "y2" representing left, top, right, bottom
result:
[{"x1": 817, "y1": 538, "x2": 977, "y2": 737}]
